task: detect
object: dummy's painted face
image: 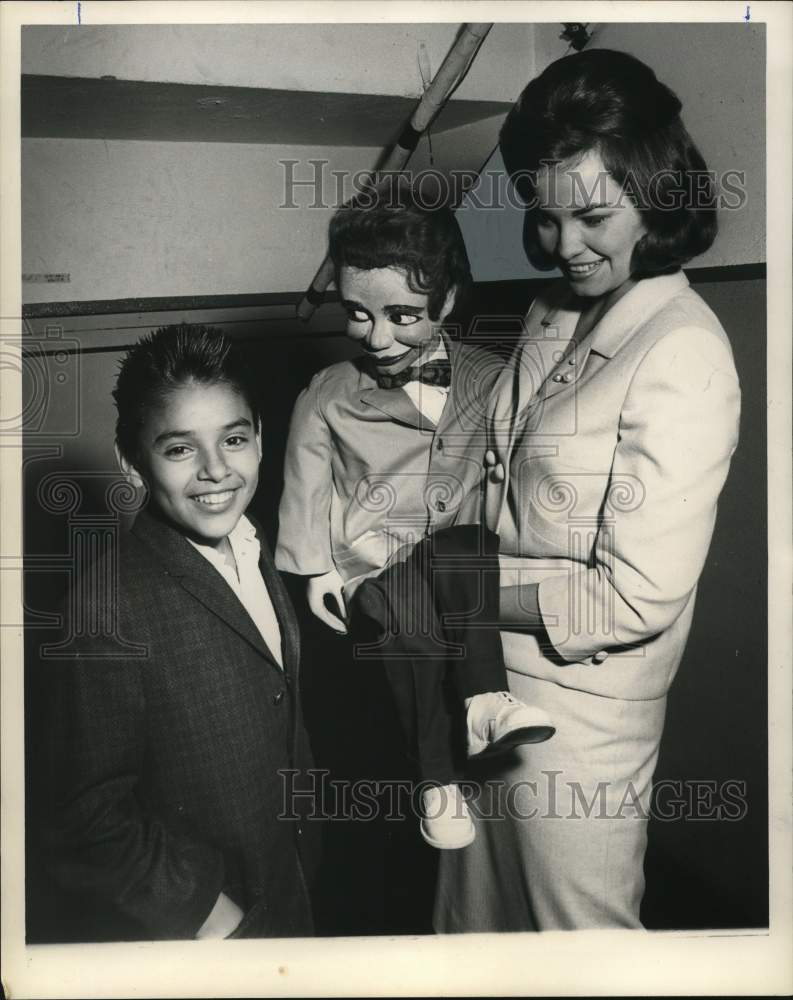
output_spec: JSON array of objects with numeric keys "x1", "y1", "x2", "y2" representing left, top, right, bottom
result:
[
  {"x1": 119, "y1": 380, "x2": 261, "y2": 549},
  {"x1": 339, "y1": 265, "x2": 455, "y2": 375},
  {"x1": 534, "y1": 149, "x2": 647, "y2": 307}
]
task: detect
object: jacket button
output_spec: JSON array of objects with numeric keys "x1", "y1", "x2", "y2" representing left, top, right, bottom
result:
[
  {"x1": 436, "y1": 499, "x2": 446, "y2": 512},
  {"x1": 552, "y1": 373, "x2": 563, "y2": 383},
  {"x1": 273, "y1": 690, "x2": 285, "y2": 705},
  {"x1": 437, "y1": 438, "x2": 444, "y2": 451}
]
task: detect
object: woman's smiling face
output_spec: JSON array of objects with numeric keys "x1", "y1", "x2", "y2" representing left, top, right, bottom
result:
[{"x1": 534, "y1": 149, "x2": 647, "y2": 305}]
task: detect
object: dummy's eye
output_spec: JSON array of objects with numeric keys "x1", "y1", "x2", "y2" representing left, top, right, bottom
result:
[
  {"x1": 389, "y1": 312, "x2": 422, "y2": 326},
  {"x1": 346, "y1": 307, "x2": 370, "y2": 324}
]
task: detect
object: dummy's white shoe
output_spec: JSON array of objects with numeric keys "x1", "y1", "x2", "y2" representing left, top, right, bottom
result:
[
  {"x1": 467, "y1": 691, "x2": 555, "y2": 759},
  {"x1": 420, "y1": 784, "x2": 475, "y2": 850}
]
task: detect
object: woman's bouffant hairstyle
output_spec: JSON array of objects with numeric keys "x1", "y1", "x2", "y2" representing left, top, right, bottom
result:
[
  {"x1": 499, "y1": 49, "x2": 718, "y2": 274},
  {"x1": 113, "y1": 323, "x2": 261, "y2": 464},
  {"x1": 328, "y1": 183, "x2": 472, "y2": 320}
]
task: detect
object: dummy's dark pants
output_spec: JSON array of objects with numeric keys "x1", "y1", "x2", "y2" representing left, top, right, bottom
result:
[{"x1": 349, "y1": 524, "x2": 506, "y2": 786}]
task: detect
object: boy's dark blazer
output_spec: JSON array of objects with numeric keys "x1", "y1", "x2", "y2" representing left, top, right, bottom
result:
[{"x1": 37, "y1": 506, "x2": 321, "y2": 941}]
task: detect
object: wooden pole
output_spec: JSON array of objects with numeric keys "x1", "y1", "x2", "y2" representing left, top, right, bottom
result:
[{"x1": 296, "y1": 23, "x2": 493, "y2": 321}]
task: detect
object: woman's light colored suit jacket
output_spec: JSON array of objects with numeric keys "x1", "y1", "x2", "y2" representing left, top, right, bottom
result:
[{"x1": 486, "y1": 271, "x2": 741, "y2": 701}]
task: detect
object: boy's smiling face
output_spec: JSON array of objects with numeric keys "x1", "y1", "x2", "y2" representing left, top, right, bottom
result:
[
  {"x1": 339, "y1": 265, "x2": 455, "y2": 375},
  {"x1": 119, "y1": 379, "x2": 262, "y2": 549}
]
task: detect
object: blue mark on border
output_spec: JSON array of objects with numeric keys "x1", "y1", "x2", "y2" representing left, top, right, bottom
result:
[
  {"x1": 77, "y1": 1, "x2": 81, "y2": 24},
  {"x1": 744, "y1": 4, "x2": 750, "y2": 20}
]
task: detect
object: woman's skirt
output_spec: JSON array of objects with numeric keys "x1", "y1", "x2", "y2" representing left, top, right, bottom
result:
[{"x1": 433, "y1": 669, "x2": 668, "y2": 931}]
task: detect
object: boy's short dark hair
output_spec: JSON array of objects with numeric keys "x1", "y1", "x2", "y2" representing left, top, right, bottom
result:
[
  {"x1": 328, "y1": 184, "x2": 472, "y2": 321},
  {"x1": 499, "y1": 49, "x2": 717, "y2": 275},
  {"x1": 113, "y1": 323, "x2": 260, "y2": 464}
]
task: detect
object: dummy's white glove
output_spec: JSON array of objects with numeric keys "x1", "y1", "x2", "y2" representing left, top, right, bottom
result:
[{"x1": 307, "y1": 568, "x2": 348, "y2": 634}]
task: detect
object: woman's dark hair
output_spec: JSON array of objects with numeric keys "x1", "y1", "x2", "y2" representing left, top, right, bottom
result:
[
  {"x1": 499, "y1": 49, "x2": 717, "y2": 274},
  {"x1": 113, "y1": 323, "x2": 261, "y2": 464},
  {"x1": 328, "y1": 184, "x2": 472, "y2": 320}
]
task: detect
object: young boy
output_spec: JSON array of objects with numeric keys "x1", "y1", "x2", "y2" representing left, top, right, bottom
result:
[
  {"x1": 37, "y1": 324, "x2": 320, "y2": 940},
  {"x1": 276, "y1": 190, "x2": 555, "y2": 850}
]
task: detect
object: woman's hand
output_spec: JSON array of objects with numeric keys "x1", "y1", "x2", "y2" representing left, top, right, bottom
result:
[
  {"x1": 306, "y1": 569, "x2": 348, "y2": 634},
  {"x1": 484, "y1": 449, "x2": 505, "y2": 483}
]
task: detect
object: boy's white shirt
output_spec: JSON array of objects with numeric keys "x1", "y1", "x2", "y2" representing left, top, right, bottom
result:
[
  {"x1": 187, "y1": 514, "x2": 283, "y2": 668},
  {"x1": 400, "y1": 335, "x2": 450, "y2": 425}
]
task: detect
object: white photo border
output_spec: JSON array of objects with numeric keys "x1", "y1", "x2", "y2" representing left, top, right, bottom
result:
[{"x1": 2, "y1": 2, "x2": 791, "y2": 997}]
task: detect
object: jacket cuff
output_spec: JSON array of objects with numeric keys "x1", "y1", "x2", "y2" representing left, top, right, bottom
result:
[
  {"x1": 176, "y1": 848, "x2": 227, "y2": 940},
  {"x1": 274, "y1": 544, "x2": 333, "y2": 578},
  {"x1": 537, "y1": 573, "x2": 604, "y2": 663},
  {"x1": 131, "y1": 843, "x2": 226, "y2": 941}
]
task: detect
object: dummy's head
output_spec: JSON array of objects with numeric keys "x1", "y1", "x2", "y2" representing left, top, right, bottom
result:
[{"x1": 328, "y1": 185, "x2": 472, "y2": 372}]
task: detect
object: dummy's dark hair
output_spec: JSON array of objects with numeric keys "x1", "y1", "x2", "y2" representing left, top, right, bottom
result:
[
  {"x1": 113, "y1": 323, "x2": 260, "y2": 464},
  {"x1": 328, "y1": 184, "x2": 472, "y2": 320},
  {"x1": 499, "y1": 48, "x2": 717, "y2": 274}
]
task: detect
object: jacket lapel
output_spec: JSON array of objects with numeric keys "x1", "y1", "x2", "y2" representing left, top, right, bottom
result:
[
  {"x1": 588, "y1": 270, "x2": 690, "y2": 358},
  {"x1": 361, "y1": 336, "x2": 470, "y2": 436},
  {"x1": 484, "y1": 347, "x2": 522, "y2": 531},
  {"x1": 360, "y1": 385, "x2": 430, "y2": 429},
  {"x1": 485, "y1": 293, "x2": 570, "y2": 530},
  {"x1": 520, "y1": 297, "x2": 582, "y2": 406},
  {"x1": 434, "y1": 339, "x2": 486, "y2": 437},
  {"x1": 130, "y1": 508, "x2": 284, "y2": 671},
  {"x1": 255, "y1": 527, "x2": 300, "y2": 679},
  {"x1": 530, "y1": 271, "x2": 691, "y2": 405},
  {"x1": 483, "y1": 272, "x2": 691, "y2": 529},
  {"x1": 357, "y1": 360, "x2": 428, "y2": 430}
]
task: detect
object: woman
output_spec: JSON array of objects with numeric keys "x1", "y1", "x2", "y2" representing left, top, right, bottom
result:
[{"x1": 434, "y1": 49, "x2": 741, "y2": 931}]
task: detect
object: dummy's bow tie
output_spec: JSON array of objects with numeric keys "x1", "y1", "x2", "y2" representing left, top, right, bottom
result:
[{"x1": 374, "y1": 359, "x2": 452, "y2": 390}]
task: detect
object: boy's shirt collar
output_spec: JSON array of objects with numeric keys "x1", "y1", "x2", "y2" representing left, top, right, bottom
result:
[
  {"x1": 185, "y1": 514, "x2": 284, "y2": 668},
  {"x1": 186, "y1": 513, "x2": 258, "y2": 577}
]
